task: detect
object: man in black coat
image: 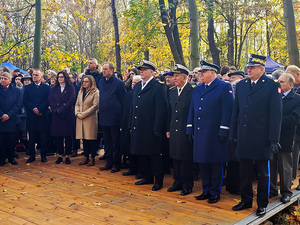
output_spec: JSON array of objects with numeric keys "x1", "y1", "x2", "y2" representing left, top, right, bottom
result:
[
  {"x1": 23, "y1": 69, "x2": 51, "y2": 163},
  {"x1": 166, "y1": 64, "x2": 194, "y2": 195},
  {"x1": 231, "y1": 54, "x2": 282, "y2": 216},
  {"x1": 98, "y1": 62, "x2": 126, "y2": 173},
  {"x1": 270, "y1": 73, "x2": 300, "y2": 203},
  {"x1": 0, "y1": 72, "x2": 22, "y2": 166},
  {"x1": 130, "y1": 60, "x2": 168, "y2": 191}
]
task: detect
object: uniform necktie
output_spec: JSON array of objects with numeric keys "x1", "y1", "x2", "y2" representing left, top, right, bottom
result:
[{"x1": 205, "y1": 85, "x2": 208, "y2": 90}]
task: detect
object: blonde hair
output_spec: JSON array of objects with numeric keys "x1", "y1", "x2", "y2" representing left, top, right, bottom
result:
[
  {"x1": 80, "y1": 75, "x2": 98, "y2": 93},
  {"x1": 286, "y1": 65, "x2": 300, "y2": 77}
]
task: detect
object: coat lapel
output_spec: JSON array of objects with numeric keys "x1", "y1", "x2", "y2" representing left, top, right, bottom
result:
[
  {"x1": 283, "y1": 89, "x2": 295, "y2": 104},
  {"x1": 248, "y1": 74, "x2": 267, "y2": 96},
  {"x1": 138, "y1": 78, "x2": 155, "y2": 95},
  {"x1": 200, "y1": 77, "x2": 219, "y2": 97}
]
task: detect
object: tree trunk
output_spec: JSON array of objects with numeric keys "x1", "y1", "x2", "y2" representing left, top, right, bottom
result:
[
  {"x1": 283, "y1": 0, "x2": 300, "y2": 66},
  {"x1": 111, "y1": 0, "x2": 121, "y2": 72},
  {"x1": 227, "y1": 19, "x2": 234, "y2": 66},
  {"x1": 205, "y1": 0, "x2": 220, "y2": 66},
  {"x1": 33, "y1": 0, "x2": 42, "y2": 69},
  {"x1": 159, "y1": 0, "x2": 186, "y2": 66},
  {"x1": 187, "y1": 0, "x2": 200, "y2": 69},
  {"x1": 144, "y1": 49, "x2": 149, "y2": 61}
]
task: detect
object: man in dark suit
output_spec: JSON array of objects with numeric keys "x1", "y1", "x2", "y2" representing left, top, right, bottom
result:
[
  {"x1": 270, "y1": 73, "x2": 300, "y2": 203},
  {"x1": 130, "y1": 60, "x2": 168, "y2": 191},
  {"x1": 231, "y1": 54, "x2": 282, "y2": 216},
  {"x1": 98, "y1": 62, "x2": 126, "y2": 173},
  {"x1": 166, "y1": 64, "x2": 194, "y2": 195},
  {"x1": 23, "y1": 69, "x2": 51, "y2": 163},
  {"x1": 0, "y1": 72, "x2": 22, "y2": 166},
  {"x1": 187, "y1": 60, "x2": 234, "y2": 204}
]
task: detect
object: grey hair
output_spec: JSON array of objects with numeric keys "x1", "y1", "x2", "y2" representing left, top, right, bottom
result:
[{"x1": 281, "y1": 72, "x2": 295, "y2": 85}]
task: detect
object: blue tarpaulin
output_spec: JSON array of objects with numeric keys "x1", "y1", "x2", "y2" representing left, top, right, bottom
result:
[{"x1": 0, "y1": 62, "x2": 27, "y2": 74}]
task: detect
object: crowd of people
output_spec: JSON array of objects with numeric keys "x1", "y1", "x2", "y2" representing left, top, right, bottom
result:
[{"x1": 1, "y1": 54, "x2": 300, "y2": 217}]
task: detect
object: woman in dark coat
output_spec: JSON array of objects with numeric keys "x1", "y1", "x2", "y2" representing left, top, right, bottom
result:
[{"x1": 49, "y1": 71, "x2": 76, "y2": 164}]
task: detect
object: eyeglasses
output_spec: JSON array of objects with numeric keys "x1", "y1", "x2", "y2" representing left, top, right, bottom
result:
[{"x1": 58, "y1": 76, "x2": 64, "y2": 79}]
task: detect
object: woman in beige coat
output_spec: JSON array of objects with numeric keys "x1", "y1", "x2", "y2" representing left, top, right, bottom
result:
[{"x1": 75, "y1": 75, "x2": 99, "y2": 166}]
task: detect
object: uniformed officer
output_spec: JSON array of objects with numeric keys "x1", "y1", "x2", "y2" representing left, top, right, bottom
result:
[
  {"x1": 230, "y1": 54, "x2": 282, "y2": 216},
  {"x1": 166, "y1": 64, "x2": 194, "y2": 195},
  {"x1": 130, "y1": 60, "x2": 168, "y2": 191},
  {"x1": 187, "y1": 60, "x2": 234, "y2": 204}
]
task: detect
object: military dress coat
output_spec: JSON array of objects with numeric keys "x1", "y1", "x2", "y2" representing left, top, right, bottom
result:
[
  {"x1": 75, "y1": 88, "x2": 99, "y2": 140},
  {"x1": 0, "y1": 85, "x2": 22, "y2": 132},
  {"x1": 187, "y1": 78, "x2": 234, "y2": 163},
  {"x1": 23, "y1": 82, "x2": 51, "y2": 132},
  {"x1": 230, "y1": 74, "x2": 282, "y2": 160},
  {"x1": 279, "y1": 89, "x2": 300, "y2": 152},
  {"x1": 130, "y1": 78, "x2": 168, "y2": 155},
  {"x1": 167, "y1": 82, "x2": 193, "y2": 160},
  {"x1": 49, "y1": 84, "x2": 76, "y2": 137}
]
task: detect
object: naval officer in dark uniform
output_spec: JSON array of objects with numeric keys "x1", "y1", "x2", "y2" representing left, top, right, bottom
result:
[
  {"x1": 130, "y1": 60, "x2": 168, "y2": 191},
  {"x1": 187, "y1": 60, "x2": 234, "y2": 204},
  {"x1": 231, "y1": 54, "x2": 282, "y2": 216},
  {"x1": 166, "y1": 64, "x2": 194, "y2": 195}
]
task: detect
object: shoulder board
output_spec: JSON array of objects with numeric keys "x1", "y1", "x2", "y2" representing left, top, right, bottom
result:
[
  {"x1": 158, "y1": 81, "x2": 165, "y2": 85},
  {"x1": 169, "y1": 86, "x2": 176, "y2": 90}
]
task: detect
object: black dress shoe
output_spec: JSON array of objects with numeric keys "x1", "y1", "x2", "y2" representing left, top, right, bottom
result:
[
  {"x1": 99, "y1": 155, "x2": 106, "y2": 160},
  {"x1": 99, "y1": 164, "x2": 112, "y2": 171},
  {"x1": 152, "y1": 184, "x2": 162, "y2": 191},
  {"x1": 167, "y1": 186, "x2": 182, "y2": 192},
  {"x1": 180, "y1": 189, "x2": 192, "y2": 196},
  {"x1": 55, "y1": 157, "x2": 63, "y2": 164},
  {"x1": 281, "y1": 195, "x2": 291, "y2": 204},
  {"x1": 195, "y1": 192, "x2": 211, "y2": 200},
  {"x1": 26, "y1": 156, "x2": 36, "y2": 163},
  {"x1": 65, "y1": 157, "x2": 71, "y2": 164},
  {"x1": 122, "y1": 170, "x2": 137, "y2": 176},
  {"x1": 135, "y1": 179, "x2": 154, "y2": 185},
  {"x1": 8, "y1": 158, "x2": 18, "y2": 165},
  {"x1": 110, "y1": 167, "x2": 120, "y2": 173},
  {"x1": 256, "y1": 207, "x2": 266, "y2": 216},
  {"x1": 207, "y1": 195, "x2": 220, "y2": 204},
  {"x1": 232, "y1": 202, "x2": 252, "y2": 211},
  {"x1": 0, "y1": 158, "x2": 5, "y2": 166},
  {"x1": 41, "y1": 157, "x2": 47, "y2": 163}
]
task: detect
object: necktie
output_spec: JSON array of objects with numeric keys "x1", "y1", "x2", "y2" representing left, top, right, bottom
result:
[
  {"x1": 282, "y1": 93, "x2": 285, "y2": 98},
  {"x1": 178, "y1": 88, "x2": 182, "y2": 96},
  {"x1": 252, "y1": 82, "x2": 255, "y2": 88},
  {"x1": 205, "y1": 85, "x2": 208, "y2": 90}
]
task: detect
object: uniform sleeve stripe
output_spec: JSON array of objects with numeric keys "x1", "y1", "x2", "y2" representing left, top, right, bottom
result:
[
  {"x1": 187, "y1": 124, "x2": 193, "y2": 128},
  {"x1": 220, "y1": 126, "x2": 229, "y2": 130}
]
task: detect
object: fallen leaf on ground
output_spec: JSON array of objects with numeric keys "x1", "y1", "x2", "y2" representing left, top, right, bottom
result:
[
  {"x1": 93, "y1": 202, "x2": 102, "y2": 206},
  {"x1": 88, "y1": 184, "x2": 95, "y2": 187},
  {"x1": 177, "y1": 200, "x2": 186, "y2": 203}
]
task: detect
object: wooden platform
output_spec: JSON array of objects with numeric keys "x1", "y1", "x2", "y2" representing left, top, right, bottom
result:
[{"x1": 0, "y1": 151, "x2": 298, "y2": 225}]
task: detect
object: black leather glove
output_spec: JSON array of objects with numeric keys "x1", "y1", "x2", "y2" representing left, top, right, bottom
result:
[
  {"x1": 188, "y1": 134, "x2": 194, "y2": 143},
  {"x1": 153, "y1": 131, "x2": 161, "y2": 137},
  {"x1": 219, "y1": 136, "x2": 228, "y2": 143},
  {"x1": 270, "y1": 141, "x2": 281, "y2": 153}
]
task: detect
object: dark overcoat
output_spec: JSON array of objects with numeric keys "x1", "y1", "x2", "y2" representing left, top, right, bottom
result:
[
  {"x1": 49, "y1": 84, "x2": 76, "y2": 137},
  {"x1": 0, "y1": 85, "x2": 22, "y2": 132},
  {"x1": 98, "y1": 75, "x2": 126, "y2": 127},
  {"x1": 23, "y1": 82, "x2": 51, "y2": 132},
  {"x1": 120, "y1": 90, "x2": 133, "y2": 155},
  {"x1": 187, "y1": 78, "x2": 234, "y2": 163},
  {"x1": 279, "y1": 89, "x2": 300, "y2": 152},
  {"x1": 167, "y1": 83, "x2": 193, "y2": 160},
  {"x1": 230, "y1": 74, "x2": 282, "y2": 160},
  {"x1": 130, "y1": 78, "x2": 167, "y2": 155}
]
